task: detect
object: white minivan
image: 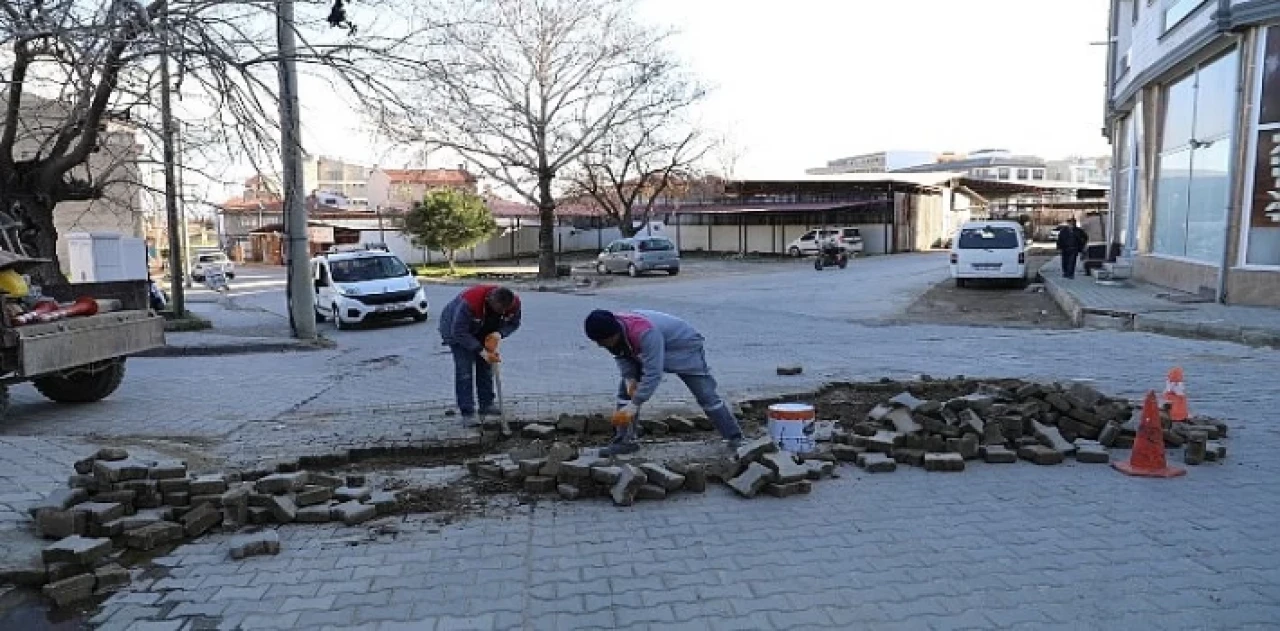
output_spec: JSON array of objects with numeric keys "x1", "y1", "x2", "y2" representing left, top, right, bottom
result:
[
  {"x1": 311, "y1": 247, "x2": 429, "y2": 329},
  {"x1": 949, "y1": 221, "x2": 1027, "y2": 287}
]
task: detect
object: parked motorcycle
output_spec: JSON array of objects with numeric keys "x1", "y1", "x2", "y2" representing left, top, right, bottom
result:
[{"x1": 813, "y1": 241, "x2": 848, "y2": 271}]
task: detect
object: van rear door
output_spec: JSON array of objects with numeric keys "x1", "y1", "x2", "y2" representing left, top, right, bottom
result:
[{"x1": 955, "y1": 225, "x2": 1022, "y2": 277}]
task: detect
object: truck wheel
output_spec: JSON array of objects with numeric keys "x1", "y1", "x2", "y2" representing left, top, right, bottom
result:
[{"x1": 33, "y1": 359, "x2": 126, "y2": 404}]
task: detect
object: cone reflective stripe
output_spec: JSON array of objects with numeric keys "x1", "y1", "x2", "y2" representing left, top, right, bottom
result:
[
  {"x1": 1113, "y1": 391, "x2": 1186, "y2": 478},
  {"x1": 1164, "y1": 367, "x2": 1189, "y2": 422}
]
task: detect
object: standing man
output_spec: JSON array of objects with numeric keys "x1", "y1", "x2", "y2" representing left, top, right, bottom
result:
[
  {"x1": 583, "y1": 309, "x2": 745, "y2": 456},
  {"x1": 439, "y1": 285, "x2": 521, "y2": 425},
  {"x1": 1056, "y1": 218, "x2": 1089, "y2": 279}
]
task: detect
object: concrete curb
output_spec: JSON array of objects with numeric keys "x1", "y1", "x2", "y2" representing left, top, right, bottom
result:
[
  {"x1": 137, "y1": 338, "x2": 334, "y2": 358},
  {"x1": 1040, "y1": 260, "x2": 1085, "y2": 327}
]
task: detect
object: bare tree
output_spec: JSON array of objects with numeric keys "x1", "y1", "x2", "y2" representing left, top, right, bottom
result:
[
  {"x1": 565, "y1": 67, "x2": 709, "y2": 238},
  {"x1": 397, "y1": 0, "x2": 683, "y2": 278},
  {"x1": 0, "y1": 0, "x2": 433, "y2": 284}
]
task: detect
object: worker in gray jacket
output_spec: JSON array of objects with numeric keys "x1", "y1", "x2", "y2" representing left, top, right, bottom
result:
[{"x1": 583, "y1": 309, "x2": 745, "y2": 456}]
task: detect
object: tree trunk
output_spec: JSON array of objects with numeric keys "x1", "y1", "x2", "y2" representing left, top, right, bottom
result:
[
  {"x1": 618, "y1": 206, "x2": 637, "y2": 238},
  {"x1": 536, "y1": 171, "x2": 557, "y2": 279},
  {"x1": 447, "y1": 250, "x2": 456, "y2": 274},
  {"x1": 14, "y1": 198, "x2": 67, "y2": 287}
]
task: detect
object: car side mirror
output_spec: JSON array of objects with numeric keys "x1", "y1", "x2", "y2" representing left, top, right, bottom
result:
[{"x1": 411, "y1": 268, "x2": 422, "y2": 277}]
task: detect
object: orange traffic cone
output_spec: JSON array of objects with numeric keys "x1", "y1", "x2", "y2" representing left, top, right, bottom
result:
[
  {"x1": 1164, "y1": 367, "x2": 1189, "y2": 422},
  {"x1": 1113, "y1": 391, "x2": 1186, "y2": 478}
]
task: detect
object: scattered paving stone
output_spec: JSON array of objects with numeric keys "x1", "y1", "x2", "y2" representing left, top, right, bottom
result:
[
  {"x1": 523, "y1": 476, "x2": 556, "y2": 493},
  {"x1": 295, "y1": 505, "x2": 333, "y2": 523},
  {"x1": 1206, "y1": 441, "x2": 1226, "y2": 462},
  {"x1": 74, "y1": 502, "x2": 125, "y2": 525},
  {"x1": 1033, "y1": 421, "x2": 1077, "y2": 455},
  {"x1": 72, "y1": 457, "x2": 96, "y2": 476},
  {"x1": 726, "y1": 462, "x2": 774, "y2": 498},
  {"x1": 558, "y1": 456, "x2": 602, "y2": 480},
  {"x1": 162, "y1": 491, "x2": 190, "y2": 507},
  {"x1": 365, "y1": 491, "x2": 399, "y2": 514},
  {"x1": 333, "y1": 486, "x2": 372, "y2": 502},
  {"x1": 521, "y1": 423, "x2": 557, "y2": 439},
  {"x1": 147, "y1": 461, "x2": 187, "y2": 480},
  {"x1": 1184, "y1": 431, "x2": 1208, "y2": 465},
  {"x1": 123, "y1": 522, "x2": 183, "y2": 551},
  {"x1": 307, "y1": 473, "x2": 344, "y2": 489},
  {"x1": 638, "y1": 463, "x2": 686, "y2": 491},
  {"x1": 1164, "y1": 429, "x2": 1187, "y2": 447},
  {"x1": 765, "y1": 480, "x2": 813, "y2": 498},
  {"x1": 27, "y1": 488, "x2": 90, "y2": 518},
  {"x1": 557, "y1": 484, "x2": 581, "y2": 500},
  {"x1": 735, "y1": 436, "x2": 778, "y2": 462},
  {"x1": 95, "y1": 448, "x2": 129, "y2": 462},
  {"x1": 345, "y1": 474, "x2": 366, "y2": 487},
  {"x1": 590, "y1": 465, "x2": 622, "y2": 485},
  {"x1": 958, "y1": 409, "x2": 985, "y2": 436},
  {"x1": 1018, "y1": 444, "x2": 1065, "y2": 465},
  {"x1": 888, "y1": 391, "x2": 925, "y2": 411},
  {"x1": 759, "y1": 452, "x2": 809, "y2": 484},
  {"x1": 330, "y1": 501, "x2": 377, "y2": 526},
  {"x1": 831, "y1": 444, "x2": 864, "y2": 462},
  {"x1": 924, "y1": 453, "x2": 965, "y2": 472},
  {"x1": 180, "y1": 503, "x2": 222, "y2": 537},
  {"x1": 517, "y1": 458, "x2": 547, "y2": 477},
  {"x1": 114, "y1": 510, "x2": 166, "y2": 532},
  {"x1": 867, "y1": 431, "x2": 900, "y2": 453},
  {"x1": 229, "y1": 530, "x2": 281, "y2": 560},
  {"x1": 42, "y1": 536, "x2": 112, "y2": 565},
  {"x1": 540, "y1": 443, "x2": 579, "y2": 478},
  {"x1": 156, "y1": 478, "x2": 190, "y2": 494},
  {"x1": 776, "y1": 364, "x2": 803, "y2": 376},
  {"x1": 498, "y1": 460, "x2": 522, "y2": 481},
  {"x1": 189, "y1": 494, "x2": 223, "y2": 509},
  {"x1": 947, "y1": 435, "x2": 980, "y2": 460},
  {"x1": 1074, "y1": 440, "x2": 1111, "y2": 464},
  {"x1": 636, "y1": 484, "x2": 667, "y2": 500},
  {"x1": 884, "y1": 408, "x2": 923, "y2": 434},
  {"x1": 254, "y1": 472, "x2": 308, "y2": 494},
  {"x1": 557, "y1": 414, "x2": 588, "y2": 434},
  {"x1": 611, "y1": 465, "x2": 646, "y2": 506},
  {"x1": 979, "y1": 445, "x2": 1018, "y2": 464},
  {"x1": 42, "y1": 573, "x2": 95, "y2": 607},
  {"x1": 36, "y1": 509, "x2": 87, "y2": 539},
  {"x1": 266, "y1": 495, "x2": 297, "y2": 523},
  {"x1": 638, "y1": 418, "x2": 670, "y2": 435},
  {"x1": 189, "y1": 475, "x2": 228, "y2": 496},
  {"x1": 93, "y1": 563, "x2": 131, "y2": 592},
  {"x1": 893, "y1": 449, "x2": 925, "y2": 466},
  {"x1": 855, "y1": 452, "x2": 897, "y2": 473},
  {"x1": 664, "y1": 416, "x2": 698, "y2": 433},
  {"x1": 669, "y1": 463, "x2": 708, "y2": 492},
  {"x1": 92, "y1": 459, "x2": 150, "y2": 483}
]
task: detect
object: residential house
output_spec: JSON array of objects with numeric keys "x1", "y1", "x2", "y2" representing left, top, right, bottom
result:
[{"x1": 367, "y1": 167, "x2": 478, "y2": 209}]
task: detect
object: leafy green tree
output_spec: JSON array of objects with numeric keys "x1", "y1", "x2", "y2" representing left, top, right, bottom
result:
[{"x1": 401, "y1": 189, "x2": 497, "y2": 272}]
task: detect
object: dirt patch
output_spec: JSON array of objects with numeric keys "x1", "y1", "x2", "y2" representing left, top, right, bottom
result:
[
  {"x1": 893, "y1": 251, "x2": 1068, "y2": 329},
  {"x1": 736, "y1": 378, "x2": 1029, "y2": 427}
]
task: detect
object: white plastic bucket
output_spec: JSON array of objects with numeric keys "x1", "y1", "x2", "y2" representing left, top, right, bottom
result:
[{"x1": 767, "y1": 403, "x2": 816, "y2": 453}]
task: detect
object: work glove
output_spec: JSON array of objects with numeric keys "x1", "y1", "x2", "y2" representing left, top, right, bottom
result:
[
  {"x1": 484, "y1": 333, "x2": 501, "y2": 353},
  {"x1": 481, "y1": 349, "x2": 501, "y2": 364},
  {"x1": 611, "y1": 402, "x2": 639, "y2": 427}
]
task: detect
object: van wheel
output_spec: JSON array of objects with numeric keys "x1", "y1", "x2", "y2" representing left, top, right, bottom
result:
[
  {"x1": 333, "y1": 305, "x2": 350, "y2": 330},
  {"x1": 315, "y1": 308, "x2": 328, "y2": 323},
  {"x1": 788, "y1": 247, "x2": 802, "y2": 258},
  {"x1": 628, "y1": 264, "x2": 639, "y2": 278}
]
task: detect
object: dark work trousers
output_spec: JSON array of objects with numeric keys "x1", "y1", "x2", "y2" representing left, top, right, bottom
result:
[{"x1": 1061, "y1": 250, "x2": 1080, "y2": 279}]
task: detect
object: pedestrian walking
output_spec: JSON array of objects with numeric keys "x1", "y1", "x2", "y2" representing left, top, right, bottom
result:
[
  {"x1": 438, "y1": 285, "x2": 521, "y2": 425},
  {"x1": 583, "y1": 309, "x2": 744, "y2": 456},
  {"x1": 1056, "y1": 218, "x2": 1089, "y2": 279}
]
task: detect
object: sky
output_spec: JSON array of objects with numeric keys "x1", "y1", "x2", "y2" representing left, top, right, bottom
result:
[{"x1": 282, "y1": 0, "x2": 1113, "y2": 192}]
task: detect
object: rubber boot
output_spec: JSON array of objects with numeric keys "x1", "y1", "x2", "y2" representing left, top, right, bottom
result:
[{"x1": 599, "y1": 423, "x2": 639, "y2": 457}]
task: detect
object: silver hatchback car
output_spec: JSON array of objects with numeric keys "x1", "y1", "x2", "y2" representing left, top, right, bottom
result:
[{"x1": 596, "y1": 236, "x2": 680, "y2": 277}]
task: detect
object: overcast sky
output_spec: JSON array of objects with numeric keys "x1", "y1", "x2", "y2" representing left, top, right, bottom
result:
[{"x1": 284, "y1": 0, "x2": 1112, "y2": 188}]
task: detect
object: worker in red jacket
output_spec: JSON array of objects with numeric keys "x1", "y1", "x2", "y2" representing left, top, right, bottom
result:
[{"x1": 438, "y1": 285, "x2": 522, "y2": 425}]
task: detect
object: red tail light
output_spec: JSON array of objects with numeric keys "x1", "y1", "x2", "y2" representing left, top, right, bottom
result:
[{"x1": 949, "y1": 253, "x2": 958, "y2": 264}]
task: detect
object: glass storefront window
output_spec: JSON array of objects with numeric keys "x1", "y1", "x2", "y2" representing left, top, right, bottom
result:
[
  {"x1": 1184, "y1": 139, "x2": 1230, "y2": 262},
  {"x1": 1155, "y1": 148, "x2": 1191, "y2": 255},
  {"x1": 1244, "y1": 26, "x2": 1280, "y2": 267}
]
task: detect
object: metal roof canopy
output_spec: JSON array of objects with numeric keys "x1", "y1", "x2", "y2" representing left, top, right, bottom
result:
[{"x1": 728, "y1": 172, "x2": 1107, "y2": 201}]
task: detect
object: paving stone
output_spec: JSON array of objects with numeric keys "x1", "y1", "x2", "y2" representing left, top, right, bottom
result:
[
  {"x1": 759, "y1": 452, "x2": 809, "y2": 483},
  {"x1": 1206, "y1": 441, "x2": 1226, "y2": 462},
  {"x1": 776, "y1": 364, "x2": 803, "y2": 375},
  {"x1": 43, "y1": 535, "x2": 113, "y2": 565},
  {"x1": 726, "y1": 462, "x2": 774, "y2": 498},
  {"x1": 67, "y1": 474, "x2": 99, "y2": 492},
  {"x1": 1184, "y1": 434, "x2": 1207, "y2": 465},
  {"x1": 610, "y1": 465, "x2": 646, "y2": 506},
  {"x1": 517, "y1": 458, "x2": 547, "y2": 477},
  {"x1": 162, "y1": 491, "x2": 190, "y2": 507},
  {"x1": 557, "y1": 414, "x2": 588, "y2": 433},
  {"x1": 180, "y1": 502, "x2": 223, "y2": 537},
  {"x1": 556, "y1": 484, "x2": 580, "y2": 500},
  {"x1": 87, "y1": 517, "x2": 124, "y2": 538},
  {"x1": 334, "y1": 486, "x2": 372, "y2": 502},
  {"x1": 344, "y1": 474, "x2": 366, "y2": 487},
  {"x1": 521, "y1": 423, "x2": 558, "y2": 439},
  {"x1": 189, "y1": 475, "x2": 228, "y2": 496},
  {"x1": 331, "y1": 501, "x2": 376, "y2": 526},
  {"x1": 980, "y1": 444, "x2": 1018, "y2": 463},
  {"x1": 365, "y1": 491, "x2": 399, "y2": 515},
  {"x1": 924, "y1": 452, "x2": 965, "y2": 472},
  {"x1": 636, "y1": 484, "x2": 667, "y2": 500},
  {"x1": 45, "y1": 561, "x2": 84, "y2": 583},
  {"x1": 669, "y1": 463, "x2": 707, "y2": 492},
  {"x1": 1164, "y1": 429, "x2": 1188, "y2": 447},
  {"x1": 638, "y1": 418, "x2": 670, "y2": 435},
  {"x1": 229, "y1": 530, "x2": 281, "y2": 560},
  {"x1": 1097, "y1": 421, "x2": 1122, "y2": 447},
  {"x1": 893, "y1": 448, "x2": 925, "y2": 466},
  {"x1": 590, "y1": 465, "x2": 622, "y2": 485},
  {"x1": 147, "y1": 461, "x2": 187, "y2": 480},
  {"x1": 27, "y1": 488, "x2": 90, "y2": 518},
  {"x1": 114, "y1": 510, "x2": 167, "y2": 532},
  {"x1": 156, "y1": 478, "x2": 190, "y2": 494},
  {"x1": 93, "y1": 489, "x2": 136, "y2": 508},
  {"x1": 734, "y1": 436, "x2": 778, "y2": 462},
  {"x1": 540, "y1": 443, "x2": 579, "y2": 477},
  {"x1": 72, "y1": 456, "x2": 96, "y2": 475},
  {"x1": 295, "y1": 485, "x2": 333, "y2": 507},
  {"x1": 94, "y1": 563, "x2": 131, "y2": 591},
  {"x1": 888, "y1": 391, "x2": 925, "y2": 411},
  {"x1": 74, "y1": 502, "x2": 126, "y2": 524},
  {"x1": 295, "y1": 505, "x2": 333, "y2": 523},
  {"x1": 867, "y1": 431, "x2": 900, "y2": 454},
  {"x1": 1018, "y1": 444, "x2": 1065, "y2": 465},
  {"x1": 266, "y1": 495, "x2": 298, "y2": 523},
  {"x1": 124, "y1": 522, "x2": 183, "y2": 551},
  {"x1": 831, "y1": 444, "x2": 864, "y2": 462},
  {"x1": 664, "y1": 416, "x2": 698, "y2": 433},
  {"x1": 307, "y1": 473, "x2": 344, "y2": 489},
  {"x1": 558, "y1": 456, "x2": 603, "y2": 480},
  {"x1": 255, "y1": 472, "x2": 309, "y2": 495},
  {"x1": 93, "y1": 459, "x2": 150, "y2": 483},
  {"x1": 947, "y1": 434, "x2": 980, "y2": 460},
  {"x1": 247, "y1": 507, "x2": 272, "y2": 525},
  {"x1": 884, "y1": 407, "x2": 923, "y2": 434},
  {"x1": 1074, "y1": 440, "x2": 1111, "y2": 464},
  {"x1": 95, "y1": 448, "x2": 129, "y2": 461},
  {"x1": 958, "y1": 409, "x2": 985, "y2": 435},
  {"x1": 36, "y1": 508, "x2": 87, "y2": 539},
  {"x1": 764, "y1": 480, "x2": 813, "y2": 498},
  {"x1": 1067, "y1": 406, "x2": 1103, "y2": 428},
  {"x1": 523, "y1": 476, "x2": 556, "y2": 493},
  {"x1": 498, "y1": 460, "x2": 523, "y2": 481},
  {"x1": 41, "y1": 573, "x2": 95, "y2": 607},
  {"x1": 804, "y1": 459, "x2": 834, "y2": 480},
  {"x1": 1032, "y1": 421, "x2": 1077, "y2": 455},
  {"x1": 638, "y1": 463, "x2": 686, "y2": 491}
]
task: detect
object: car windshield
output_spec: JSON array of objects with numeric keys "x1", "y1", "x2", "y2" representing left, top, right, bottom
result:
[
  {"x1": 198, "y1": 254, "x2": 225, "y2": 263},
  {"x1": 637, "y1": 238, "x2": 674, "y2": 252},
  {"x1": 958, "y1": 227, "x2": 1020, "y2": 249},
  {"x1": 329, "y1": 256, "x2": 409, "y2": 282}
]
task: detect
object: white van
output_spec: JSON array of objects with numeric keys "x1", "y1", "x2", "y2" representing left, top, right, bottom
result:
[
  {"x1": 311, "y1": 247, "x2": 429, "y2": 329},
  {"x1": 949, "y1": 220, "x2": 1027, "y2": 287}
]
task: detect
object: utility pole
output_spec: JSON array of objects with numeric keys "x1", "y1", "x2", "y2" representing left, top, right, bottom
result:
[
  {"x1": 158, "y1": 5, "x2": 184, "y2": 316},
  {"x1": 176, "y1": 121, "x2": 193, "y2": 288},
  {"x1": 277, "y1": 0, "x2": 316, "y2": 338}
]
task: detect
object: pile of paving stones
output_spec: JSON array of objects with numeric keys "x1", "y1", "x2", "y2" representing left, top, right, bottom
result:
[
  {"x1": 467, "y1": 437, "x2": 839, "y2": 506},
  {"x1": 519, "y1": 413, "x2": 714, "y2": 438},
  {"x1": 20, "y1": 448, "x2": 405, "y2": 604},
  {"x1": 827, "y1": 381, "x2": 1229, "y2": 471}
]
